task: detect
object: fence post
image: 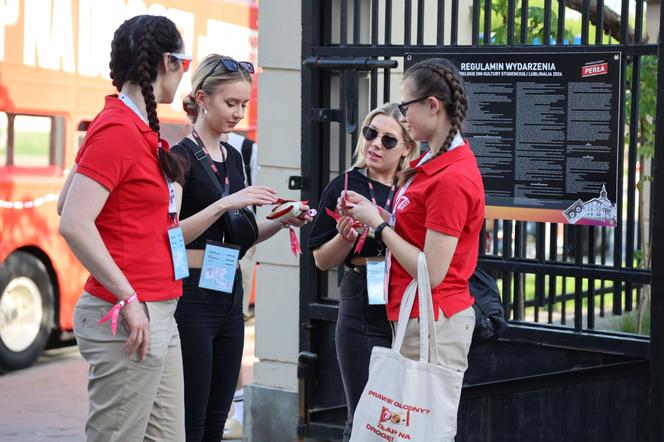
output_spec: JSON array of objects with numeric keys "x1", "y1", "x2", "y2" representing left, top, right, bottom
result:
[{"x1": 649, "y1": 4, "x2": 664, "y2": 440}]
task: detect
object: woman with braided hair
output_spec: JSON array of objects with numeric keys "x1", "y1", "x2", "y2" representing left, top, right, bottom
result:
[
  {"x1": 59, "y1": 15, "x2": 191, "y2": 441},
  {"x1": 344, "y1": 58, "x2": 485, "y2": 439}
]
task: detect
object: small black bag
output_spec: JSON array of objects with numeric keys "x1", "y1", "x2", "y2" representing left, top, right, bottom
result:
[
  {"x1": 470, "y1": 266, "x2": 508, "y2": 344},
  {"x1": 220, "y1": 207, "x2": 258, "y2": 259},
  {"x1": 188, "y1": 139, "x2": 258, "y2": 259}
]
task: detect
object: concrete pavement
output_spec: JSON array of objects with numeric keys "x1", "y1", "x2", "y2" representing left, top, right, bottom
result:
[{"x1": 0, "y1": 320, "x2": 257, "y2": 441}]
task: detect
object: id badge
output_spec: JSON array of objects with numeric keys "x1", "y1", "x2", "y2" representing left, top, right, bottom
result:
[
  {"x1": 168, "y1": 227, "x2": 189, "y2": 280},
  {"x1": 198, "y1": 241, "x2": 240, "y2": 294},
  {"x1": 366, "y1": 258, "x2": 387, "y2": 305}
]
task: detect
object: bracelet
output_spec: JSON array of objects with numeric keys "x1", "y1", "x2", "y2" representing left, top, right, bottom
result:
[
  {"x1": 374, "y1": 222, "x2": 390, "y2": 242},
  {"x1": 98, "y1": 293, "x2": 138, "y2": 336}
]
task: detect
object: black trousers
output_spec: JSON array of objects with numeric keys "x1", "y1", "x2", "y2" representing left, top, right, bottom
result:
[
  {"x1": 336, "y1": 268, "x2": 392, "y2": 442},
  {"x1": 175, "y1": 268, "x2": 244, "y2": 442}
]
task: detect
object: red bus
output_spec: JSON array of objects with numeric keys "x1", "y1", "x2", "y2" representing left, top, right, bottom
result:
[{"x1": 0, "y1": 0, "x2": 258, "y2": 370}]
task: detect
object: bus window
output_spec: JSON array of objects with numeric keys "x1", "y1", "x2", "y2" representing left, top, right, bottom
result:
[
  {"x1": 0, "y1": 112, "x2": 7, "y2": 166},
  {"x1": 13, "y1": 115, "x2": 51, "y2": 167}
]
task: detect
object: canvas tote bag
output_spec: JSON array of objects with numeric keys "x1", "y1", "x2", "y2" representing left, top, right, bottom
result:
[{"x1": 349, "y1": 252, "x2": 464, "y2": 442}]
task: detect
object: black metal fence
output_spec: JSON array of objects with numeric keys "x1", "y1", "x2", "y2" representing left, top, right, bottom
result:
[{"x1": 299, "y1": 0, "x2": 663, "y2": 439}]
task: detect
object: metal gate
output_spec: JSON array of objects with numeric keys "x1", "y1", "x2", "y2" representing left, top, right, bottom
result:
[{"x1": 297, "y1": 1, "x2": 663, "y2": 440}]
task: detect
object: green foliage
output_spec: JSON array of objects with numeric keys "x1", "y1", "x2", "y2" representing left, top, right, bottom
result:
[
  {"x1": 616, "y1": 309, "x2": 650, "y2": 335},
  {"x1": 634, "y1": 249, "x2": 644, "y2": 267},
  {"x1": 627, "y1": 56, "x2": 658, "y2": 157},
  {"x1": 482, "y1": 0, "x2": 574, "y2": 45}
]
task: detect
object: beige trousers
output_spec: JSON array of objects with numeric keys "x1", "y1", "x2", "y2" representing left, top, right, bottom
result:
[
  {"x1": 393, "y1": 305, "x2": 475, "y2": 441},
  {"x1": 73, "y1": 292, "x2": 185, "y2": 442}
]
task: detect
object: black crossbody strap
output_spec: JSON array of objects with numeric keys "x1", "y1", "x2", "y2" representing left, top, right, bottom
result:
[{"x1": 186, "y1": 137, "x2": 227, "y2": 198}]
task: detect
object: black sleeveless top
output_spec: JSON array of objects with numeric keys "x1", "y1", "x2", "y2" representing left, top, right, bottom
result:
[{"x1": 171, "y1": 137, "x2": 247, "y2": 250}]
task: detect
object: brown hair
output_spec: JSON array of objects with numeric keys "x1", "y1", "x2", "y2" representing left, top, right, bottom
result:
[
  {"x1": 351, "y1": 103, "x2": 418, "y2": 172},
  {"x1": 399, "y1": 58, "x2": 468, "y2": 185},
  {"x1": 109, "y1": 15, "x2": 187, "y2": 184},
  {"x1": 182, "y1": 54, "x2": 253, "y2": 123}
]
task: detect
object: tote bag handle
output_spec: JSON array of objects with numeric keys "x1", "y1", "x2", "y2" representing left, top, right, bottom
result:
[{"x1": 392, "y1": 252, "x2": 439, "y2": 365}]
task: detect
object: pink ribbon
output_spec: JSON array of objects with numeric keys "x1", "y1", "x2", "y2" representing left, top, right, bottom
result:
[{"x1": 98, "y1": 293, "x2": 138, "y2": 335}]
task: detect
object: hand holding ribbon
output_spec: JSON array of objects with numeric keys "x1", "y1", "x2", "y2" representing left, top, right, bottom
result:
[{"x1": 266, "y1": 199, "x2": 317, "y2": 256}]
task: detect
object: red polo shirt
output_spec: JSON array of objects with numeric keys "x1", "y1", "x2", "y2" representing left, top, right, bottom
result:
[
  {"x1": 74, "y1": 95, "x2": 182, "y2": 304},
  {"x1": 387, "y1": 141, "x2": 485, "y2": 321}
]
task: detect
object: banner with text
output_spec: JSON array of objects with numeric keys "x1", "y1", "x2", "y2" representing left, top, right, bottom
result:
[{"x1": 406, "y1": 52, "x2": 621, "y2": 227}]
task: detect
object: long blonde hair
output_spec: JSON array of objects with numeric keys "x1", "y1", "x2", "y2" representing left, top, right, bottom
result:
[
  {"x1": 351, "y1": 103, "x2": 418, "y2": 172},
  {"x1": 182, "y1": 54, "x2": 253, "y2": 124}
]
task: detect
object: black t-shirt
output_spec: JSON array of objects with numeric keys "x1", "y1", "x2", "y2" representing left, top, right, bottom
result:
[
  {"x1": 308, "y1": 167, "x2": 395, "y2": 267},
  {"x1": 172, "y1": 137, "x2": 247, "y2": 250}
]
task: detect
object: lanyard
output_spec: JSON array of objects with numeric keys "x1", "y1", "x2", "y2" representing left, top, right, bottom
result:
[
  {"x1": 357, "y1": 169, "x2": 398, "y2": 256},
  {"x1": 191, "y1": 130, "x2": 231, "y2": 197},
  {"x1": 118, "y1": 93, "x2": 178, "y2": 224},
  {"x1": 366, "y1": 175, "x2": 398, "y2": 214}
]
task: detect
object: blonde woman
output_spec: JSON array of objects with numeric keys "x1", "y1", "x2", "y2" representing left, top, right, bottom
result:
[
  {"x1": 308, "y1": 103, "x2": 418, "y2": 441},
  {"x1": 172, "y1": 54, "x2": 311, "y2": 441}
]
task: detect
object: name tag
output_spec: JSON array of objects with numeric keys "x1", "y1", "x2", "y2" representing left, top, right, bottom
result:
[
  {"x1": 366, "y1": 258, "x2": 387, "y2": 305},
  {"x1": 198, "y1": 241, "x2": 240, "y2": 293},
  {"x1": 168, "y1": 227, "x2": 189, "y2": 280}
]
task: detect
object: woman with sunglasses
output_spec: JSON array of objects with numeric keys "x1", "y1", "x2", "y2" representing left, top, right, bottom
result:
[
  {"x1": 58, "y1": 15, "x2": 190, "y2": 441},
  {"x1": 344, "y1": 58, "x2": 485, "y2": 440},
  {"x1": 308, "y1": 103, "x2": 417, "y2": 442},
  {"x1": 171, "y1": 54, "x2": 312, "y2": 441}
]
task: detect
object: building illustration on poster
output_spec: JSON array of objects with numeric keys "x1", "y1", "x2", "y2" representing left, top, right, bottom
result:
[{"x1": 562, "y1": 185, "x2": 617, "y2": 225}]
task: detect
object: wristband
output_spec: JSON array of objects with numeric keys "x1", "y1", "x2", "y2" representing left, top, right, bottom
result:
[
  {"x1": 98, "y1": 293, "x2": 138, "y2": 336},
  {"x1": 374, "y1": 222, "x2": 390, "y2": 242}
]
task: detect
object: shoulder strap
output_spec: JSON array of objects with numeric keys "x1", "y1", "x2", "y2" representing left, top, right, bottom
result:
[
  {"x1": 184, "y1": 138, "x2": 226, "y2": 198},
  {"x1": 240, "y1": 137, "x2": 254, "y2": 186}
]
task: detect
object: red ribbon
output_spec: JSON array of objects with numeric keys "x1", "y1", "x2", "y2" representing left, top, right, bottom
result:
[
  {"x1": 289, "y1": 227, "x2": 302, "y2": 256},
  {"x1": 354, "y1": 226, "x2": 370, "y2": 254},
  {"x1": 98, "y1": 293, "x2": 138, "y2": 336}
]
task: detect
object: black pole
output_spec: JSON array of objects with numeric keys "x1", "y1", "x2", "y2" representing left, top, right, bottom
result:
[{"x1": 649, "y1": 3, "x2": 664, "y2": 440}]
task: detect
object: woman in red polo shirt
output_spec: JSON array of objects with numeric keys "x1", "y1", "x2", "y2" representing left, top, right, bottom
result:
[
  {"x1": 345, "y1": 57, "x2": 484, "y2": 439},
  {"x1": 58, "y1": 15, "x2": 190, "y2": 441}
]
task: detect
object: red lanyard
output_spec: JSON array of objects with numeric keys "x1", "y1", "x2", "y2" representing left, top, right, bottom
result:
[
  {"x1": 367, "y1": 176, "x2": 398, "y2": 214},
  {"x1": 365, "y1": 173, "x2": 398, "y2": 256}
]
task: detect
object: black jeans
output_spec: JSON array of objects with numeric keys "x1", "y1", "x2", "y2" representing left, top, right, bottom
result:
[
  {"x1": 336, "y1": 268, "x2": 392, "y2": 442},
  {"x1": 175, "y1": 268, "x2": 244, "y2": 442}
]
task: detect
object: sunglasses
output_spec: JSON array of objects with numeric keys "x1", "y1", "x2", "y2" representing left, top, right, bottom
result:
[
  {"x1": 362, "y1": 125, "x2": 404, "y2": 150},
  {"x1": 397, "y1": 95, "x2": 446, "y2": 117},
  {"x1": 200, "y1": 58, "x2": 255, "y2": 86},
  {"x1": 167, "y1": 52, "x2": 193, "y2": 72}
]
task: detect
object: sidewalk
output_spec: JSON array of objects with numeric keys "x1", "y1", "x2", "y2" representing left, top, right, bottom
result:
[{"x1": 0, "y1": 320, "x2": 256, "y2": 441}]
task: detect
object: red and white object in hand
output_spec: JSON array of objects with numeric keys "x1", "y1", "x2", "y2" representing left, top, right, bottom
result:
[{"x1": 266, "y1": 199, "x2": 317, "y2": 256}]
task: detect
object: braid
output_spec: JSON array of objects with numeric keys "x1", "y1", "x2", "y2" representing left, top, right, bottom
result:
[
  {"x1": 109, "y1": 17, "x2": 138, "y2": 91},
  {"x1": 136, "y1": 21, "x2": 160, "y2": 134},
  {"x1": 398, "y1": 58, "x2": 469, "y2": 186},
  {"x1": 109, "y1": 14, "x2": 186, "y2": 184}
]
